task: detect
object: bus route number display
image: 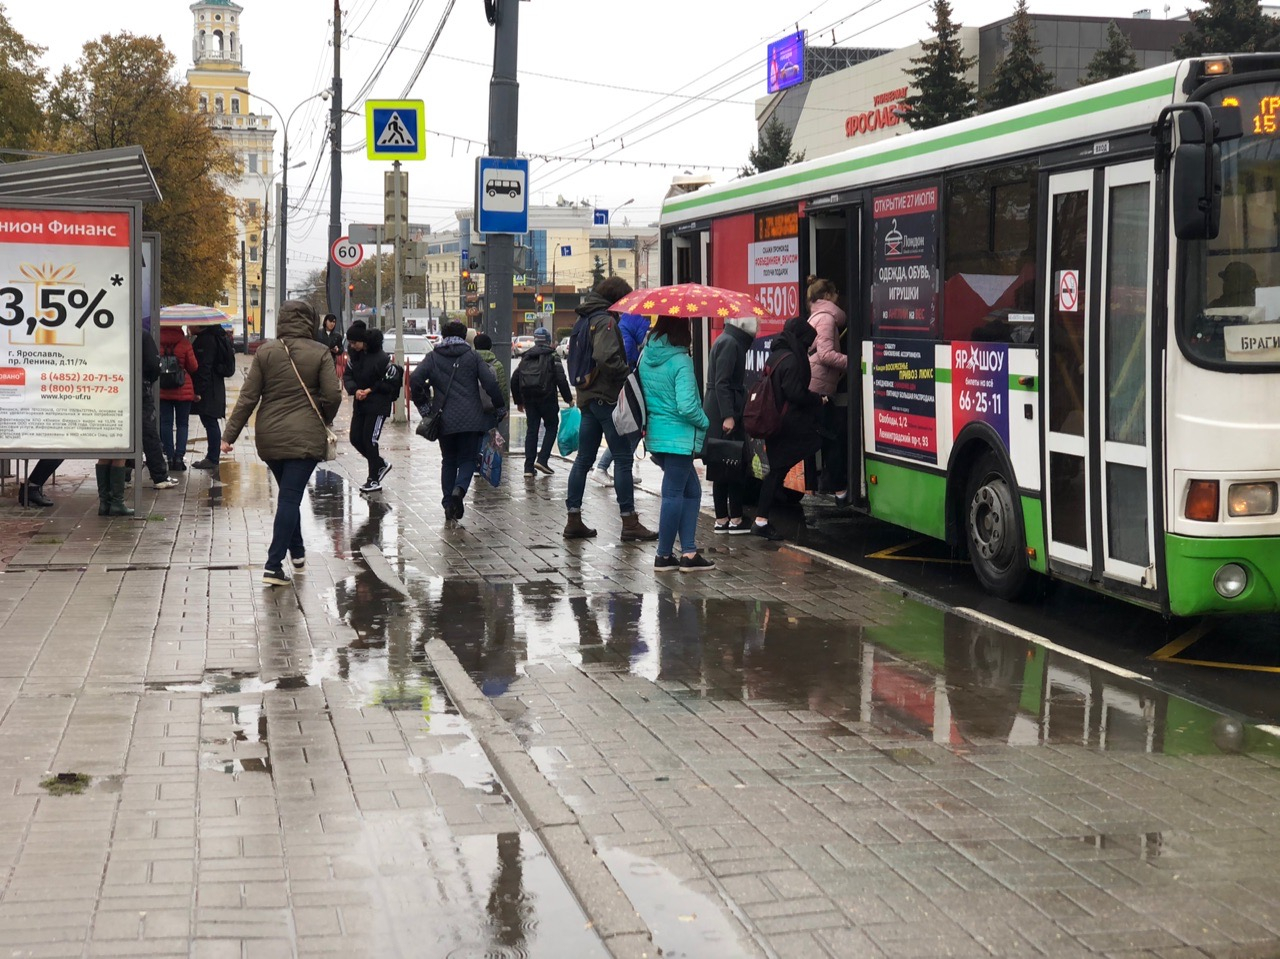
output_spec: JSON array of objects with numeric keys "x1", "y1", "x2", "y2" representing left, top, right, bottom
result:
[
  {"x1": 0, "y1": 207, "x2": 133, "y2": 452},
  {"x1": 871, "y1": 184, "x2": 940, "y2": 338},
  {"x1": 872, "y1": 339, "x2": 937, "y2": 464}
]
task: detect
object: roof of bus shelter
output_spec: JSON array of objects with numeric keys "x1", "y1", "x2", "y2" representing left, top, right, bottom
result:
[{"x1": 0, "y1": 146, "x2": 161, "y2": 205}]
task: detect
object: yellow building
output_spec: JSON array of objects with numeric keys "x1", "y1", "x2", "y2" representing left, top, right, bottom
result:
[{"x1": 185, "y1": 0, "x2": 276, "y2": 335}]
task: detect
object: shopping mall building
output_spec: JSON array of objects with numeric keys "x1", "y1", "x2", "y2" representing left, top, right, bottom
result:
[{"x1": 760, "y1": 13, "x2": 1190, "y2": 160}]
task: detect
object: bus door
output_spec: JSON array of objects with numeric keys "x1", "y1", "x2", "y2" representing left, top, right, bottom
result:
[
  {"x1": 1044, "y1": 162, "x2": 1157, "y2": 590},
  {"x1": 671, "y1": 230, "x2": 712, "y2": 388},
  {"x1": 806, "y1": 209, "x2": 864, "y2": 499}
]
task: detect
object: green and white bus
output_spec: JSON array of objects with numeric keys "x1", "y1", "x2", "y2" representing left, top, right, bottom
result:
[{"x1": 660, "y1": 55, "x2": 1280, "y2": 616}]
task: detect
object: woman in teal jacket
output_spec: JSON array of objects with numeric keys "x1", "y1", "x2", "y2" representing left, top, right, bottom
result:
[{"x1": 638, "y1": 317, "x2": 713, "y2": 573}]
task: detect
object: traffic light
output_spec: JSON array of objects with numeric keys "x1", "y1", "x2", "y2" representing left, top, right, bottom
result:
[
  {"x1": 347, "y1": 282, "x2": 355, "y2": 294},
  {"x1": 535, "y1": 293, "x2": 543, "y2": 304},
  {"x1": 461, "y1": 269, "x2": 470, "y2": 281}
]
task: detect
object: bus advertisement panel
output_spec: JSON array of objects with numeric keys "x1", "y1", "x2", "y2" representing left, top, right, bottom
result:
[
  {"x1": 871, "y1": 184, "x2": 940, "y2": 339},
  {"x1": 872, "y1": 340, "x2": 937, "y2": 463}
]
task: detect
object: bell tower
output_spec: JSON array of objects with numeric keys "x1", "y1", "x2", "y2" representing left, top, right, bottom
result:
[{"x1": 187, "y1": 0, "x2": 276, "y2": 336}]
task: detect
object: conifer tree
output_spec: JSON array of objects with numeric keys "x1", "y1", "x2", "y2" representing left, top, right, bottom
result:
[
  {"x1": 1173, "y1": 0, "x2": 1278, "y2": 57},
  {"x1": 903, "y1": 0, "x2": 978, "y2": 130},
  {"x1": 983, "y1": 0, "x2": 1056, "y2": 111},
  {"x1": 740, "y1": 115, "x2": 806, "y2": 178},
  {"x1": 1081, "y1": 21, "x2": 1139, "y2": 85}
]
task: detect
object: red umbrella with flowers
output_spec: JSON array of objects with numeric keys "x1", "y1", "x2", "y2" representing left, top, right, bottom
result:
[{"x1": 609, "y1": 283, "x2": 767, "y2": 319}]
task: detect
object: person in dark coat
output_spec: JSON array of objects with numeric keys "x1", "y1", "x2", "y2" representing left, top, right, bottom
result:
[
  {"x1": 592, "y1": 312, "x2": 651, "y2": 481},
  {"x1": 140, "y1": 331, "x2": 178, "y2": 489},
  {"x1": 753, "y1": 316, "x2": 823, "y2": 541},
  {"x1": 190, "y1": 323, "x2": 235, "y2": 469},
  {"x1": 343, "y1": 327, "x2": 398, "y2": 493},
  {"x1": 409, "y1": 320, "x2": 505, "y2": 522},
  {"x1": 317, "y1": 313, "x2": 346, "y2": 380},
  {"x1": 511, "y1": 327, "x2": 572, "y2": 476},
  {"x1": 702, "y1": 317, "x2": 757, "y2": 534}
]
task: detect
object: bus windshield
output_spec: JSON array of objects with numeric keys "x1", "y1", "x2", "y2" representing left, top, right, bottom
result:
[{"x1": 1183, "y1": 81, "x2": 1280, "y2": 368}]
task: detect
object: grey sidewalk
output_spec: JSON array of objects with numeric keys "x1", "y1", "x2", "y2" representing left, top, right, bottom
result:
[{"x1": 3, "y1": 407, "x2": 1280, "y2": 958}]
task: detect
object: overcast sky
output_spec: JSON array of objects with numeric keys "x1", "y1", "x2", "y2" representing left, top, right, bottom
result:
[{"x1": 9, "y1": 0, "x2": 1202, "y2": 289}]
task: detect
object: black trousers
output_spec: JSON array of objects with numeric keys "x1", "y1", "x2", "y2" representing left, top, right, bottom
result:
[
  {"x1": 757, "y1": 446, "x2": 808, "y2": 518},
  {"x1": 523, "y1": 395, "x2": 559, "y2": 470},
  {"x1": 27, "y1": 458, "x2": 63, "y2": 487},
  {"x1": 712, "y1": 477, "x2": 745, "y2": 519},
  {"x1": 349, "y1": 404, "x2": 387, "y2": 480},
  {"x1": 141, "y1": 383, "x2": 169, "y2": 481}
]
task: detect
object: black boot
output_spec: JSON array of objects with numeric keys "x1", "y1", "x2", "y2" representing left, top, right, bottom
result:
[
  {"x1": 17, "y1": 484, "x2": 53, "y2": 508},
  {"x1": 106, "y1": 466, "x2": 134, "y2": 517},
  {"x1": 95, "y1": 464, "x2": 110, "y2": 515}
]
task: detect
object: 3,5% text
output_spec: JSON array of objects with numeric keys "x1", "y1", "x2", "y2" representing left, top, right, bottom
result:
[{"x1": 0, "y1": 286, "x2": 116, "y2": 335}]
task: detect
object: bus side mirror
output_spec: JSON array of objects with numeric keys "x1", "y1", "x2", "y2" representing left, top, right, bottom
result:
[{"x1": 1173, "y1": 142, "x2": 1222, "y2": 241}]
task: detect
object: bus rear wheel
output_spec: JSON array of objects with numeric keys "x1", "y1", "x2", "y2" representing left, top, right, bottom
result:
[{"x1": 963, "y1": 453, "x2": 1030, "y2": 600}]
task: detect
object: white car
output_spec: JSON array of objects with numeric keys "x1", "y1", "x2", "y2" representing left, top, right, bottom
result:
[
  {"x1": 384, "y1": 332, "x2": 433, "y2": 373},
  {"x1": 557, "y1": 336, "x2": 570, "y2": 359}
]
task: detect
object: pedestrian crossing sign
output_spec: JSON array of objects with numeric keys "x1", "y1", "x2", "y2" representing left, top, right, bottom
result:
[{"x1": 365, "y1": 100, "x2": 426, "y2": 161}]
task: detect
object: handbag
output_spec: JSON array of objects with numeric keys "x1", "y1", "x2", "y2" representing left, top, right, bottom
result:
[
  {"x1": 703, "y1": 435, "x2": 748, "y2": 483},
  {"x1": 479, "y1": 429, "x2": 504, "y2": 487},
  {"x1": 557, "y1": 406, "x2": 581, "y2": 456},
  {"x1": 415, "y1": 357, "x2": 461, "y2": 443},
  {"x1": 283, "y1": 341, "x2": 337, "y2": 460}
]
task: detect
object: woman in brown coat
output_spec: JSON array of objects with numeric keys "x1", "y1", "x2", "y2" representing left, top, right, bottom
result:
[{"x1": 222, "y1": 300, "x2": 341, "y2": 586}]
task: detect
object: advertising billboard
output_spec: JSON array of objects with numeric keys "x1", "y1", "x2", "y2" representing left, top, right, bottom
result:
[{"x1": 767, "y1": 31, "x2": 805, "y2": 94}]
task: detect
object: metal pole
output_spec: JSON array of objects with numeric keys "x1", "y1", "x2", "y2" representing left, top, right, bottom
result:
[
  {"x1": 278, "y1": 132, "x2": 288, "y2": 317},
  {"x1": 241, "y1": 240, "x2": 248, "y2": 344},
  {"x1": 374, "y1": 225, "x2": 382, "y2": 332},
  {"x1": 393, "y1": 161, "x2": 405, "y2": 423},
  {"x1": 260, "y1": 183, "x2": 270, "y2": 338},
  {"x1": 327, "y1": 0, "x2": 343, "y2": 316},
  {"x1": 607, "y1": 216, "x2": 613, "y2": 277},
  {"x1": 486, "y1": 0, "x2": 519, "y2": 445}
]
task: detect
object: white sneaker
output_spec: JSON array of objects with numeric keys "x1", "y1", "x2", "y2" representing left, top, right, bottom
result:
[
  {"x1": 591, "y1": 469, "x2": 613, "y2": 487},
  {"x1": 153, "y1": 477, "x2": 179, "y2": 490}
]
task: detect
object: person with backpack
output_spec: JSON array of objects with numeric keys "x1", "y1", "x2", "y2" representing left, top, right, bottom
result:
[
  {"x1": 591, "y1": 312, "x2": 651, "y2": 486},
  {"x1": 703, "y1": 316, "x2": 758, "y2": 534},
  {"x1": 342, "y1": 327, "x2": 400, "y2": 493},
  {"x1": 638, "y1": 316, "x2": 713, "y2": 573},
  {"x1": 189, "y1": 323, "x2": 236, "y2": 470},
  {"x1": 563, "y1": 277, "x2": 657, "y2": 543},
  {"x1": 752, "y1": 316, "x2": 824, "y2": 541},
  {"x1": 473, "y1": 333, "x2": 509, "y2": 434},
  {"x1": 158, "y1": 324, "x2": 199, "y2": 472},
  {"x1": 511, "y1": 327, "x2": 572, "y2": 476},
  {"x1": 139, "y1": 330, "x2": 178, "y2": 490},
  {"x1": 409, "y1": 320, "x2": 505, "y2": 523}
]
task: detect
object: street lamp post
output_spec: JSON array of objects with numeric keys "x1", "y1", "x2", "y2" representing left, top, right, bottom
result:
[
  {"x1": 235, "y1": 85, "x2": 331, "y2": 318},
  {"x1": 607, "y1": 198, "x2": 634, "y2": 277}
]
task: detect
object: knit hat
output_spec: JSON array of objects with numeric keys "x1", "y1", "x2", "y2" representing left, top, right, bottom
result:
[
  {"x1": 534, "y1": 327, "x2": 552, "y2": 345},
  {"x1": 346, "y1": 319, "x2": 368, "y2": 343}
]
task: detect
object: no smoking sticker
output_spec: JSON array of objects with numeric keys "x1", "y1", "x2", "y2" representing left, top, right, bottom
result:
[{"x1": 1057, "y1": 269, "x2": 1080, "y2": 313}]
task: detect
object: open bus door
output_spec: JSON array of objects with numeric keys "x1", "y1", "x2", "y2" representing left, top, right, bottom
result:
[
  {"x1": 669, "y1": 228, "x2": 712, "y2": 391},
  {"x1": 804, "y1": 204, "x2": 864, "y2": 502}
]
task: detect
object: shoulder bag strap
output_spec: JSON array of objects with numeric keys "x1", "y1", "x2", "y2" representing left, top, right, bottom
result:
[
  {"x1": 433, "y1": 355, "x2": 462, "y2": 411},
  {"x1": 282, "y1": 340, "x2": 330, "y2": 433}
]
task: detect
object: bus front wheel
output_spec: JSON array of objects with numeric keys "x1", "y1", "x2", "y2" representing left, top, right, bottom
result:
[{"x1": 963, "y1": 453, "x2": 1029, "y2": 600}]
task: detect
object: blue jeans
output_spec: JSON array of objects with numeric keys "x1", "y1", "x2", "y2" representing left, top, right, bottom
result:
[
  {"x1": 440, "y1": 431, "x2": 483, "y2": 505},
  {"x1": 160, "y1": 399, "x2": 192, "y2": 461},
  {"x1": 653, "y1": 453, "x2": 700, "y2": 557},
  {"x1": 566, "y1": 400, "x2": 634, "y2": 515},
  {"x1": 265, "y1": 459, "x2": 318, "y2": 571},
  {"x1": 595, "y1": 432, "x2": 638, "y2": 472}
]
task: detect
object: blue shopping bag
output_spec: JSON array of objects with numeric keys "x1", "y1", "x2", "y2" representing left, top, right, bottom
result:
[
  {"x1": 479, "y1": 429, "x2": 504, "y2": 487},
  {"x1": 557, "y1": 406, "x2": 581, "y2": 457}
]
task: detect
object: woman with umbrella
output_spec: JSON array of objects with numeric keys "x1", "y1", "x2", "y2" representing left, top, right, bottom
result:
[{"x1": 190, "y1": 322, "x2": 236, "y2": 469}]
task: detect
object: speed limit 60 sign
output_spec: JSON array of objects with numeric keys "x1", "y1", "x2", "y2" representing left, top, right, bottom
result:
[{"x1": 331, "y1": 236, "x2": 364, "y2": 269}]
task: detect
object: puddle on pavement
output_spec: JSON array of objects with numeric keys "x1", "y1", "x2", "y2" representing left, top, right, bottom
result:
[{"x1": 598, "y1": 846, "x2": 748, "y2": 958}]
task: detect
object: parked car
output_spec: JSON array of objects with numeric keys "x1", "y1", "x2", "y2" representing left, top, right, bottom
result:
[
  {"x1": 232, "y1": 333, "x2": 264, "y2": 355},
  {"x1": 512, "y1": 335, "x2": 536, "y2": 358},
  {"x1": 557, "y1": 336, "x2": 570, "y2": 359},
  {"x1": 384, "y1": 331, "x2": 434, "y2": 373}
]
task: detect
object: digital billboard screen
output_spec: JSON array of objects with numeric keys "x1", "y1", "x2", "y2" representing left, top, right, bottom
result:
[{"x1": 767, "y1": 31, "x2": 805, "y2": 94}]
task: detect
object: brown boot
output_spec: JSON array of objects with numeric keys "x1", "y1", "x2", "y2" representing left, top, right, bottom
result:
[
  {"x1": 620, "y1": 512, "x2": 658, "y2": 542},
  {"x1": 563, "y1": 510, "x2": 597, "y2": 539}
]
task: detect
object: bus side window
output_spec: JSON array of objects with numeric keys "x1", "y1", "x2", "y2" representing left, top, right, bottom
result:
[{"x1": 944, "y1": 163, "x2": 1039, "y2": 344}]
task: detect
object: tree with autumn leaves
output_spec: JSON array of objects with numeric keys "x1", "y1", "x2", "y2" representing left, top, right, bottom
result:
[{"x1": 0, "y1": 5, "x2": 237, "y2": 305}]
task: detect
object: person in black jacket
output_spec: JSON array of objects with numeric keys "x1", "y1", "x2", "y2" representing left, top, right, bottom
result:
[
  {"x1": 702, "y1": 317, "x2": 757, "y2": 534},
  {"x1": 342, "y1": 327, "x2": 399, "y2": 493},
  {"x1": 190, "y1": 324, "x2": 236, "y2": 469},
  {"x1": 511, "y1": 327, "x2": 572, "y2": 477},
  {"x1": 409, "y1": 320, "x2": 505, "y2": 522},
  {"x1": 317, "y1": 313, "x2": 346, "y2": 379},
  {"x1": 753, "y1": 316, "x2": 823, "y2": 541},
  {"x1": 140, "y1": 330, "x2": 178, "y2": 489}
]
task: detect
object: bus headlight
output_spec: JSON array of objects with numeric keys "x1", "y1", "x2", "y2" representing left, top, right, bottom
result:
[
  {"x1": 1214, "y1": 563, "x2": 1249, "y2": 598},
  {"x1": 1227, "y1": 482, "x2": 1278, "y2": 517}
]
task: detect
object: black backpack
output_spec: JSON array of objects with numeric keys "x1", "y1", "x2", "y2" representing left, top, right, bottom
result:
[
  {"x1": 517, "y1": 351, "x2": 556, "y2": 397},
  {"x1": 158, "y1": 347, "x2": 185, "y2": 390}
]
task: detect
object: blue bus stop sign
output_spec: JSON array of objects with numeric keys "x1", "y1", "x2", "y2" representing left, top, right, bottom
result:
[{"x1": 476, "y1": 157, "x2": 530, "y2": 235}]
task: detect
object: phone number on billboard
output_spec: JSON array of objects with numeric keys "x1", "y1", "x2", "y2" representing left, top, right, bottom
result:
[{"x1": 756, "y1": 284, "x2": 798, "y2": 318}]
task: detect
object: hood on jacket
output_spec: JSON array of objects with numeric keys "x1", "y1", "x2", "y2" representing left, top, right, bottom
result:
[
  {"x1": 159, "y1": 326, "x2": 186, "y2": 347},
  {"x1": 476, "y1": 348, "x2": 498, "y2": 362},
  {"x1": 364, "y1": 328, "x2": 385, "y2": 353},
  {"x1": 640, "y1": 333, "x2": 686, "y2": 367},
  {"x1": 726, "y1": 316, "x2": 758, "y2": 337},
  {"x1": 576, "y1": 290, "x2": 614, "y2": 317},
  {"x1": 810, "y1": 298, "x2": 847, "y2": 328},
  {"x1": 277, "y1": 299, "x2": 319, "y2": 340},
  {"x1": 433, "y1": 338, "x2": 471, "y2": 359}
]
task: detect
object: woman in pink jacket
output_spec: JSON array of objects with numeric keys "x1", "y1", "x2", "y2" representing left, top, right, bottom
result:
[{"x1": 807, "y1": 278, "x2": 850, "y2": 505}]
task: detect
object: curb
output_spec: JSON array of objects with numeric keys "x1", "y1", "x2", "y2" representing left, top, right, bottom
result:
[{"x1": 358, "y1": 554, "x2": 655, "y2": 959}]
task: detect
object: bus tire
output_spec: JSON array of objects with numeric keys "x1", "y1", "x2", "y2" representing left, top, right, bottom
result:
[{"x1": 963, "y1": 452, "x2": 1030, "y2": 600}]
